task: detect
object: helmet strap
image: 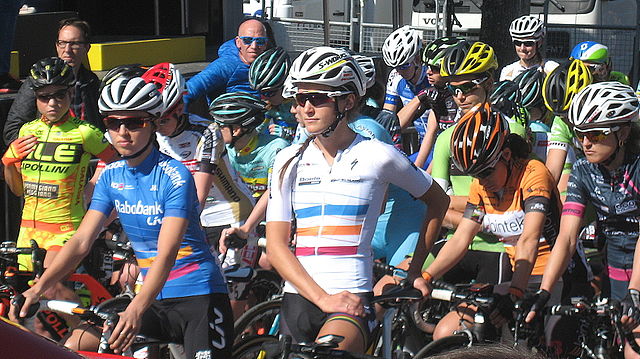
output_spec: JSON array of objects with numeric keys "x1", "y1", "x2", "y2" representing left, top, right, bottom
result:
[
  {"x1": 121, "y1": 135, "x2": 153, "y2": 160},
  {"x1": 169, "y1": 113, "x2": 188, "y2": 137},
  {"x1": 602, "y1": 132, "x2": 622, "y2": 167},
  {"x1": 321, "y1": 100, "x2": 347, "y2": 138},
  {"x1": 230, "y1": 127, "x2": 250, "y2": 148}
]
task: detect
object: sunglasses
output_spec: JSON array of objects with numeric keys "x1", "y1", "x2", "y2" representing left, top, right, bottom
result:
[
  {"x1": 103, "y1": 116, "x2": 152, "y2": 131},
  {"x1": 446, "y1": 77, "x2": 488, "y2": 97},
  {"x1": 513, "y1": 40, "x2": 536, "y2": 47},
  {"x1": 396, "y1": 62, "x2": 414, "y2": 71},
  {"x1": 294, "y1": 90, "x2": 352, "y2": 107},
  {"x1": 261, "y1": 90, "x2": 277, "y2": 99},
  {"x1": 36, "y1": 89, "x2": 68, "y2": 102},
  {"x1": 574, "y1": 126, "x2": 619, "y2": 143},
  {"x1": 239, "y1": 36, "x2": 268, "y2": 46},
  {"x1": 584, "y1": 62, "x2": 606, "y2": 73},
  {"x1": 428, "y1": 65, "x2": 440, "y2": 73},
  {"x1": 474, "y1": 167, "x2": 495, "y2": 180}
]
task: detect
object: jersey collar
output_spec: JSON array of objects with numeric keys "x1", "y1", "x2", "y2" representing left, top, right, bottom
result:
[{"x1": 237, "y1": 134, "x2": 259, "y2": 156}]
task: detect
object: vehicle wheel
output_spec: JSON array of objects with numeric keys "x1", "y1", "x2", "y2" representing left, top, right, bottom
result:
[
  {"x1": 232, "y1": 335, "x2": 279, "y2": 359},
  {"x1": 412, "y1": 333, "x2": 471, "y2": 358},
  {"x1": 234, "y1": 297, "x2": 282, "y2": 344}
]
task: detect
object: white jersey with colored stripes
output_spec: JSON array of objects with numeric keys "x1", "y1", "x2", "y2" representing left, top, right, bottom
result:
[
  {"x1": 267, "y1": 135, "x2": 433, "y2": 294},
  {"x1": 155, "y1": 114, "x2": 255, "y2": 227}
]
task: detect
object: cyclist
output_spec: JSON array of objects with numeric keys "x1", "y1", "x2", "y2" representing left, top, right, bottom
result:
[
  {"x1": 266, "y1": 46, "x2": 449, "y2": 353},
  {"x1": 569, "y1": 41, "x2": 630, "y2": 85},
  {"x1": 423, "y1": 104, "x2": 561, "y2": 340},
  {"x1": 4, "y1": 18, "x2": 103, "y2": 144},
  {"x1": 142, "y1": 63, "x2": 255, "y2": 250},
  {"x1": 249, "y1": 46, "x2": 298, "y2": 142},
  {"x1": 3, "y1": 56, "x2": 116, "y2": 285},
  {"x1": 209, "y1": 91, "x2": 289, "y2": 199},
  {"x1": 13, "y1": 75, "x2": 234, "y2": 358},
  {"x1": 380, "y1": 25, "x2": 430, "y2": 156},
  {"x1": 500, "y1": 15, "x2": 558, "y2": 81},
  {"x1": 526, "y1": 82, "x2": 640, "y2": 357}
]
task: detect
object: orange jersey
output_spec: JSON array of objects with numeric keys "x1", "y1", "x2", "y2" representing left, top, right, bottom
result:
[{"x1": 463, "y1": 158, "x2": 561, "y2": 275}]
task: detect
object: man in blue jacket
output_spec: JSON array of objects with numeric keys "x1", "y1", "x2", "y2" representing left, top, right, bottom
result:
[{"x1": 184, "y1": 19, "x2": 267, "y2": 111}]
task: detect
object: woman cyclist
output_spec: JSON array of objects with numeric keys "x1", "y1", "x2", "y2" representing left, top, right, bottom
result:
[
  {"x1": 569, "y1": 41, "x2": 630, "y2": 85},
  {"x1": 12, "y1": 76, "x2": 234, "y2": 357},
  {"x1": 500, "y1": 15, "x2": 558, "y2": 81},
  {"x1": 526, "y1": 82, "x2": 640, "y2": 357},
  {"x1": 266, "y1": 46, "x2": 449, "y2": 353},
  {"x1": 423, "y1": 103, "x2": 562, "y2": 340}
]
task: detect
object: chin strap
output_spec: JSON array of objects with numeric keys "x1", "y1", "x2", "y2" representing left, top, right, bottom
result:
[
  {"x1": 169, "y1": 114, "x2": 189, "y2": 137},
  {"x1": 601, "y1": 132, "x2": 622, "y2": 167},
  {"x1": 229, "y1": 127, "x2": 248, "y2": 148},
  {"x1": 320, "y1": 100, "x2": 347, "y2": 138}
]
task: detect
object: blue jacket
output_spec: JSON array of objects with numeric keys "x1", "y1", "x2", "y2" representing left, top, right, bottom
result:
[{"x1": 184, "y1": 39, "x2": 259, "y2": 111}]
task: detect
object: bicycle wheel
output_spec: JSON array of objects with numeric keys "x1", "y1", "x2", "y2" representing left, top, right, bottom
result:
[
  {"x1": 234, "y1": 297, "x2": 282, "y2": 343},
  {"x1": 412, "y1": 333, "x2": 471, "y2": 358},
  {"x1": 232, "y1": 335, "x2": 279, "y2": 359}
]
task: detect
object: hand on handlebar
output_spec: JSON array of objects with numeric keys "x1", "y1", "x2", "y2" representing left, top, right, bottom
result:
[
  {"x1": 10, "y1": 290, "x2": 42, "y2": 321},
  {"x1": 108, "y1": 302, "x2": 144, "y2": 354},
  {"x1": 219, "y1": 227, "x2": 249, "y2": 255},
  {"x1": 411, "y1": 276, "x2": 431, "y2": 298},
  {"x1": 524, "y1": 289, "x2": 551, "y2": 323},
  {"x1": 621, "y1": 289, "x2": 640, "y2": 332}
]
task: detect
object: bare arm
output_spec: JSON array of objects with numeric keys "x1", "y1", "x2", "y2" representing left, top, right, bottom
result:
[
  {"x1": 442, "y1": 195, "x2": 468, "y2": 230},
  {"x1": 423, "y1": 217, "x2": 480, "y2": 280},
  {"x1": 193, "y1": 171, "x2": 215, "y2": 211},
  {"x1": 413, "y1": 111, "x2": 438, "y2": 169},
  {"x1": 539, "y1": 214, "x2": 582, "y2": 292},
  {"x1": 510, "y1": 211, "x2": 545, "y2": 291},
  {"x1": 545, "y1": 148, "x2": 567, "y2": 185},
  {"x1": 396, "y1": 96, "x2": 423, "y2": 129},
  {"x1": 221, "y1": 191, "x2": 268, "y2": 254},
  {"x1": 3, "y1": 161, "x2": 24, "y2": 196}
]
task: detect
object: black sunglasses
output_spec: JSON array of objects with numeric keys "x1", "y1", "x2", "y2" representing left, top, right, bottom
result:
[
  {"x1": 103, "y1": 116, "x2": 152, "y2": 131},
  {"x1": 513, "y1": 40, "x2": 536, "y2": 47},
  {"x1": 474, "y1": 167, "x2": 495, "y2": 180},
  {"x1": 294, "y1": 91, "x2": 351, "y2": 107},
  {"x1": 36, "y1": 89, "x2": 68, "y2": 102}
]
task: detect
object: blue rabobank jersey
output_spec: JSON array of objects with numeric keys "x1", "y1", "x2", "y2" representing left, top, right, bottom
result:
[
  {"x1": 184, "y1": 39, "x2": 259, "y2": 111},
  {"x1": 384, "y1": 66, "x2": 431, "y2": 140},
  {"x1": 90, "y1": 148, "x2": 227, "y2": 299}
]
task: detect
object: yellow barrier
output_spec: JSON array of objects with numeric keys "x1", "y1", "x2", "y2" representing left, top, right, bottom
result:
[
  {"x1": 10, "y1": 51, "x2": 19, "y2": 79},
  {"x1": 87, "y1": 36, "x2": 206, "y2": 71}
]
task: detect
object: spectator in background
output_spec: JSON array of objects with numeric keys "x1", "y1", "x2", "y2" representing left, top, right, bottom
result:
[
  {"x1": 184, "y1": 18, "x2": 269, "y2": 113},
  {"x1": 0, "y1": 0, "x2": 22, "y2": 93},
  {"x1": 4, "y1": 18, "x2": 101, "y2": 144}
]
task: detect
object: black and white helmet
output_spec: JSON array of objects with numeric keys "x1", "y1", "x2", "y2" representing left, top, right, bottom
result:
[
  {"x1": 99, "y1": 77, "x2": 165, "y2": 116},
  {"x1": 509, "y1": 15, "x2": 545, "y2": 42},
  {"x1": 353, "y1": 54, "x2": 376, "y2": 89},
  {"x1": 568, "y1": 81, "x2": 639, "y2": 129},
  {"x1": 382, "y1": 25, "x2": 422, "y2": 67},
  {"x1": 289, "y1": 47, "x2": 366, "y2": 96}
]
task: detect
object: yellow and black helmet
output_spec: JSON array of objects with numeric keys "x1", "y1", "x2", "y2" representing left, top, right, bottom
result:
[
  {"x1": 441, "y1": 41, "x2": 498, "y2": 78},
  {"x1": 542, "y1": 59, "x2": 592, "y2": 115}
]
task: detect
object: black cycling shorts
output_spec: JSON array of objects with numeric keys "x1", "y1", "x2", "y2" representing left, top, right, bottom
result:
[
  {"x1": 280, "y1": 292, "x2": 376, "y2": 347},
  {"x1": 139, "y1": 293, "x2": 233, "y2": 358},
  {"x1": 431, "y1": 240, "x2": 513, "y2": 284}
]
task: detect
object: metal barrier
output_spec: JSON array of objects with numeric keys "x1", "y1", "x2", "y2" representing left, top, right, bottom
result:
[
  {"x1": 270, "y1": 17, "x2": 353, "y2": 54},
  {"x1": 546, "y1": 23, "x2": 638, "y2": 77}
]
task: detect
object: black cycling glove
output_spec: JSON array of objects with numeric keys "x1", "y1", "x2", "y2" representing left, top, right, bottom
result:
[{"x1": 622, "y1": 289, "x2": 640, "y2": 324}]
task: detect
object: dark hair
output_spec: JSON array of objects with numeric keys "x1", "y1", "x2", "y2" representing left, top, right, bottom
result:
[
  {"x1": 426, "y1": 344, "x2": 547, "y2": 359},
  {"x1": 278, "y1": 135, "x2": 314, "y2": 190},
  {"x1": 58, "y1": 18, "x2": 91, "y2": 42},
  {"x1": 625, "y1": 122, "x2": 640, "y2": 155},
  {"x1": 504, "y1": 132, "x2": 531, "y2": 160}
]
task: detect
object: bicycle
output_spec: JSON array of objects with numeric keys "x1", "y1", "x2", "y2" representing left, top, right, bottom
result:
[
  {"x1": 0, "y1": 239, "x2": 44, "y2": 316},
  {"x1": 261, "y1": 334, "x2": 380, "y2": 359}
]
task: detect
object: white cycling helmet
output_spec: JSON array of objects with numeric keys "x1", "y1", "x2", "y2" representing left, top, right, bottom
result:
[
  {"x1": 99, "y1": 77, "x2": 165, "y2": 116},
  {"x1": 509, "y1": 15, "x2": 545, "y2": 42},
  {"x1": 289, "y1": 46, "x2": 366, "y2": 97},
  {"x1": 353, "y1": 54, "x2": 376, "y2": 89},
  {"x1": 382, "y1": 25, "x2": 422, "y2": 67},
  {"x1": 281, "y1": 75, "x2": 296, "y2": 99},
  {"x1": 568, "y1": 81, "x2": 639, "y2": 129},
  {"x1": 141, "y1": 62, "x2": 186, "y2": 114}
]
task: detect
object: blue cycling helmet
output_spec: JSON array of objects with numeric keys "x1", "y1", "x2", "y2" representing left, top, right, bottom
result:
[{"x1": 570, "y1": 41, "x2": 609, "y2": 64}]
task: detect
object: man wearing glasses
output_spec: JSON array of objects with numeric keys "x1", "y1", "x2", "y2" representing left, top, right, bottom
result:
[
  {"x1": 4, "y1": 18, "x2": 101, "y2": 144},
  {"x1": 184, "y1": 18, "x2": 269, "y2": 113}
]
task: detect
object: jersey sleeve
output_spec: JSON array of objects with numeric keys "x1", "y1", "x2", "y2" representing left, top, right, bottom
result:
[
  {"x1": 266, "y1": 146, "x2": 299, "y2": 223},
  {"x1": 162, "y1": 162, "x2": 197, "y2": 219},
  {"x1": 80, "y1": 123, "x2": 114, "y2": 161},
  {"x1": 520, "y1": 160, "x2": 554, "y2": 214},
  {"x1": 548, "y1": 116, "x2": 572, "y2": 152},
  {"x1": 196, "y1": 123, "x2": 224, "y2": 173},
  {"x1": 89, "y1": 167, "x2": 114, "y2": 215},
  {"x1": 384, "y1": 70, "x2": 402, "y2": 107},
  {"x1": 430, "y1": 127, "x2": 452, "y2": 186},
  {"x1": 462, "y1": 180, "x2": 485, "y2": 223},
  {"x1": 562, "y1": 161, "x2": 589, "y2": 218},
  {"x1": 377, "y1": 143, "x2": 433, "y2": 198}
]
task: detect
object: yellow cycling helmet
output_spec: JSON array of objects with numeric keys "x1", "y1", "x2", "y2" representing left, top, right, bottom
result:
[
  {"x1": 542, "y1": 59, "x2": 592, "y2": 115},
  {"x1": 441, "y1": 41, "x2": 498, "y2": 78}
]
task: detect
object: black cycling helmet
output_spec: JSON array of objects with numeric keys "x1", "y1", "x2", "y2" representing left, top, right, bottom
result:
[
  {"x1": 512, "y1": 68, "x2": 545, "y2": 109},
  {"x1": 100, "y1": 64, "x2": 147, "y2": 92},
  {"x1": 209, "y1": 92, "x2": 266, "y2": 129},
  {"x1": 30, "y1": 57, "x2": 75, "y2": 90},
  {"x1": 249, "y1": 47, "x2": 290, "y2": 93},
  {"x1": 490, "y1": 80, "x2": 527, "y2": 126},
  {"x1": 421, "y1": 36, "x2": 467, "y2": 68}
]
